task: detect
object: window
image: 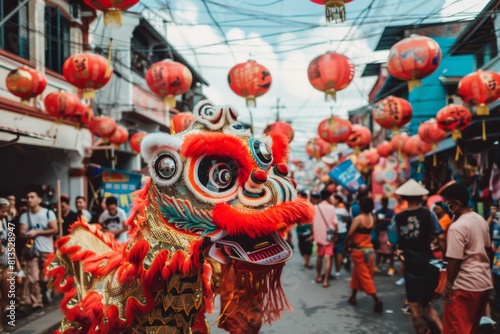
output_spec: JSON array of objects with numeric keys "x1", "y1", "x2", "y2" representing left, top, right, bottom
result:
[
  {"x1": 45, "y1": 6, "x2": 70, "y2": 73},
  {"x1": 0, "y1": 0, "x2": 30, "y2": 59}
]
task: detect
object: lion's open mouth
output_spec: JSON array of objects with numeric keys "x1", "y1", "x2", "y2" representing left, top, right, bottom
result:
[{"x1": 213, "y1": 232, "x2": 292, "y2": 265}]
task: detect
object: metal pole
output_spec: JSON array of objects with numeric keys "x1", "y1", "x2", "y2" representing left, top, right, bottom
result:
[{"x1": 0, "y1": 0, "x2": 31, "y2": 28}]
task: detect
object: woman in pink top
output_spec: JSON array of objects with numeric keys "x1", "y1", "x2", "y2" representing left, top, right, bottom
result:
[{"x1": 311, "y1": 190, "x2": 337, "y2": 288}]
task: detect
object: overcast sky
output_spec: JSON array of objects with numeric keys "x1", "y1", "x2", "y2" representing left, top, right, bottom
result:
[{"x1": 136, "y1": 0, "x2": 489, "y2": 161}]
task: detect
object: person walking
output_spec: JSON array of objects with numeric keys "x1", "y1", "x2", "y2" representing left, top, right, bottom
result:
[
  {"x1": 441, "y1": 182, "x2": 494, "y2": 334},
  {"x1": 390, "y1": 179, "x2": 445, "y2": 333},
  {"x1": 374, "y1": 197, "x2": 396, "y2": 276},
  {"x1": 311, "y1": 190, "x2": 337, "y2": 288},
  {"x1": 60, "y1": 195, "x2": 78, "y2": 236},
  {"x1": 19, "y1": 186, "x2": 58, "y2": 315},
  {"x1": 344, "y1": 196, "x2": 383, "y2": 312},
  {"x1": 296, "y1": 190, "x2": 313, "y2": 269},
  {"x1": 332, "y1": 194, "x2": 351, "y2": 277},
  {"x1": 75, "y1": 196, "x2": 92, "y2": 223},
  {"x1": 99, "y1": 196, "x2": 128, "y2": 243}
]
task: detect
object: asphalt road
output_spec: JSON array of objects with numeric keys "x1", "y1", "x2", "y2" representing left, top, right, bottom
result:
[{"x1": 206, "y1": 239, "x2": 431, "y2": 334}]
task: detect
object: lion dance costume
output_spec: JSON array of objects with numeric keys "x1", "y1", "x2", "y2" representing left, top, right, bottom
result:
[{"x1": 46, "y1": 101, "x2": 314, "y2": 333}]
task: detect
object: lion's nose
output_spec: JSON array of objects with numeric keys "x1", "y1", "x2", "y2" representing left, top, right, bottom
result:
[{"x1": 273, "y1": 163, "x2": 289, "y2": 177}]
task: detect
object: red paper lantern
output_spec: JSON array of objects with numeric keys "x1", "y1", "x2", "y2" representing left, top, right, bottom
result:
[
  {"x1": 376, "y1": 140, "x2": 393, "y2": 158},
  {"x1": 457, "y1": 70, "x2": 500, "y2": 116},
  {"x1": 436, "y1": 104, "x2": 472, "y2": 140},
  {"x1": 228, "y1": 60, "x2": 271, "y2": 107},
  {"x1": 317, "y1": 116, "x2": 352, "y2": 146},
  {"x1": 108, "y1": 125, "x2": 129, "y2": 145},
  {"x1": 63, "y1": 53, "x2": 112, "y2": 99},
  {"x1": 387, "y1": 35, "x2": 442, "y2": 91},
  {"x1": 390, "y1": 132, "x2": 409, "y2": 153},
  {"x1": 310, "y1": 0, "x2": 353, "y2": 23},
  {"x1": 43, "y1": 92, "x2": 80, "y2": 119},
  {"x1": 418, "y1": 118, "x2": 446, "y2": 149},
  {"x1": 403, "y1": 135, "x2": 432, "y2": 157},
  {"x1": 83, "y1": 0, "x2": 140, "y2": 27},
  {"x1": 88, "y1": 116, "x2": 117, "y2": 138},
  {"x1": 171, "y1": 112, "x2": 195, "y2": 134},
  {"x1": 308, "y1": 52, "x2": 354, "y2": 101},
  {"x1": 145, "y1": 60, "x2": 192, "y2": 108},
  {"x1": 305, "y1": 137, "x2": 331, "y2": 160},
  {"x1": 130, "y1": 132, "x2": 147, "y2": 153},
  {"x1": 264, "y1": 120, "x2": 295, "y2": 143},
  {"x1": 6, "y1": 67, "x2": 47, "y2": 103},
  {"x1": 372, "y1": 96, "x2": 413, "y2": 134},
  {"x1": 364, "y1": 148, "x2": 380, "y2": 167},
  {"x1": 72, "y1": 103, "x2": 94, "y2": 125},
  {"x1": 346, "y1": 125, "x2": 371, "y2": 151}
]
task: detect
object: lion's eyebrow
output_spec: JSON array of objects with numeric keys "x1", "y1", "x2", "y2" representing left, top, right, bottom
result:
[{"x1": 181, "y1": 132, "x2": 258, "y2": 185}]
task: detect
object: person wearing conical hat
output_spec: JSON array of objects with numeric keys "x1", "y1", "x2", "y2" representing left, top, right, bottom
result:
[{"x1": 389, "y1": 179, "x2": 445, "y2": 333}]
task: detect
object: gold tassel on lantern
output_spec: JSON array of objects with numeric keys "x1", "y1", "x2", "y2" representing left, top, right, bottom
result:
[
  {"x1": 476, "y1": 104, "x2": 490, "y2": 116},
  {"x1": 246, "y1": 96, "x2": 256, "y2": 108},
  {"x1": 164, "y1": 96, "x2": 177, "y2": 108},
  {"x1": 482, "y1": 120, "x2": 487, "y2": 141},
  {"x1": 325, "y1": 88, "x2": 337, "y2": 101},
  {"x1": 103, "y1": 9, "x2": 123, "y2": 27},
  {"x1": 324, "y1": 0, "x2": 347, "y2": 23},
  {"x1": 407, "y1": 79, "x2": 421, "y2": 92},
  {"x1": 82, "y1": 88, "x2": 96, "y2": 100},
  {"x1": 451, "y1": 130, "x2": 462, "y2": 141},
  {"x1": 455, "y1": 145, "x2": 462, "y2": 161}
]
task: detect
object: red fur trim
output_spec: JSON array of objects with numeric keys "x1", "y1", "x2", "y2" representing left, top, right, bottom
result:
[
  {"x1": 268, "y1": 131, "x2": 289, "y2": 165},
  {"x1": 128, "y1": 178, "x2": 151, "y2": 236},
  {"x1": 181, "y1": 133, "x2": 256, "y2": 186},
  {"x1": 212, "y1": 198, "x2": 315, "y2": 238}
]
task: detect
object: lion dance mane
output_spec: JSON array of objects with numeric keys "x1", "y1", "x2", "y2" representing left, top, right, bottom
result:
[{"x1": 46, "y1": 100, "x2": 314, "y2": 333}]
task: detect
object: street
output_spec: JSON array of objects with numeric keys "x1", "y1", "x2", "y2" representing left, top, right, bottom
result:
[{"x1": 206, "y1": 235, "x2": 419, "y2": 334}]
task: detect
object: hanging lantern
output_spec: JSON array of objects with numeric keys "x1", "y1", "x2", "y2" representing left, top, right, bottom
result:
[
  {"x1": 129, "y1": 132, "x2": 147, "y2": 153},
  {"x1": 6, "y1": 67, "x2": 47, "y2": 103},
  {"x1": 390, "y1": 132, "x2": 409, "y2": 157},
  {"x1": 457, "y1": 70, "x2": 500, "y2": 116},
  {"x1": 346, "y1": 124, "x2": 371, "y2": 153},
  {"x1": 72, "y1": 103, "x2": 94, "y2": 125},
  {"x1": 43, "y1": 92, "x2": 80, "y2": 119},
  {"x1": 418, "y1": 118, "x2": 446, "y2": 149},
  {"x1": 372, "y1": 96, "x2": 413, "y2": 135},
  {"x1": 387, "y1": 35, "x2": 442, "y2": 91},
  {"x1": 305, "y1": 136, "x2": 331, "y2": 160},
  {"x1": 228, "y1": 60, "x2": 272, "y2": 107},
  {"x1": 310, "y1": 0, "x2": 353, "y2": 23},
  {"x1": 88, "y1": 116, "x2": 117, "y2": 138},
  {"x1": 355, "y1": 151, "x2": 371, "y2": 174},
  {"x1": 170, "y1": 112, "x2": 195, "y2": 134},
  {"x1": 308, "y1": 52, "x2": 354, "y2": 101},
  {"x1": 376, "y1": 140, "x2": 393, "y2": 158},
  {"x1": 108, "y1": 125, "x2": 129, "y2": 145},
  {"x1": 83, "y1": 0, "x2": 140, "y2": 27},
  {"x1": 264, "y1": 120, "x2": 295, "y2": 143},
  {"x1": 402, "y1": 135, "x2": 432, "y2": 158},
  {"x1": 63, "y1": 52, "x2": 112, "y2": 99},
  {"x1": 436, "y1": 104, "x2": 472, "y2": 140},
  {"x1": 317, "y1": 116, "x2": 352, "y2": 148},
  {"x1": 145, "y1": 59, "x2": 192, "y2": 108},
  {"x1": 364, "y1": 148, "x2": 380, "y2": 167}
]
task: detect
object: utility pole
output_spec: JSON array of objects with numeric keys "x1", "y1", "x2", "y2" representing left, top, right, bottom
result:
[
  {"x1": 271, "y1": 98, "x2": 286, "y2": 121},
  {"x1": 0, "y1": 0, "x2": 31, "y2": 27}
]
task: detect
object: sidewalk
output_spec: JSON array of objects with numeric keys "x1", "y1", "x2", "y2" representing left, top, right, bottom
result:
[{"x1": 5, "y1": 304, "x2": 61, "y2": 334}]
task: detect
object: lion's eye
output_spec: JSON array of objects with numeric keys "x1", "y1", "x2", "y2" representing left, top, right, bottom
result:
[
  {"x1": 156, "y1": 155, "x2": 176, "y2": 179},
  {"x1": 250, "y1": 139, "x2": 273, "y2": 169},
  {"x1": 197, "y1": 156, "x2": 238, "y2": 193}
]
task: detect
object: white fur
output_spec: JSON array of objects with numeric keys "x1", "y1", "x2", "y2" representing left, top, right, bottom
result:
[{"x1": 141, "y1": 132, "x2": 182, "y2": 163}]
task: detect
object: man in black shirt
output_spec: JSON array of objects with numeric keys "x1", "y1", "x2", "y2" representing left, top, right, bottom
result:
[
  {"x1": 60, "y1": 196, "x2": 78, "y2": 236},
  {"x1": 390, "y1": 179, "x2": 445, "y2": 334}
]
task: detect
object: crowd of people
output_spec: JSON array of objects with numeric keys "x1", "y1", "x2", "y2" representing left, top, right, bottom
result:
[
  {"x1": 0, "y1": 186, "x2": 129, "y2": 333},
  {"x1": 292, "y1": 179, "x2": 498, "y2": 333},
  {"x1": 2, "y1": 180, "x2": 500, "y2": 333}
]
